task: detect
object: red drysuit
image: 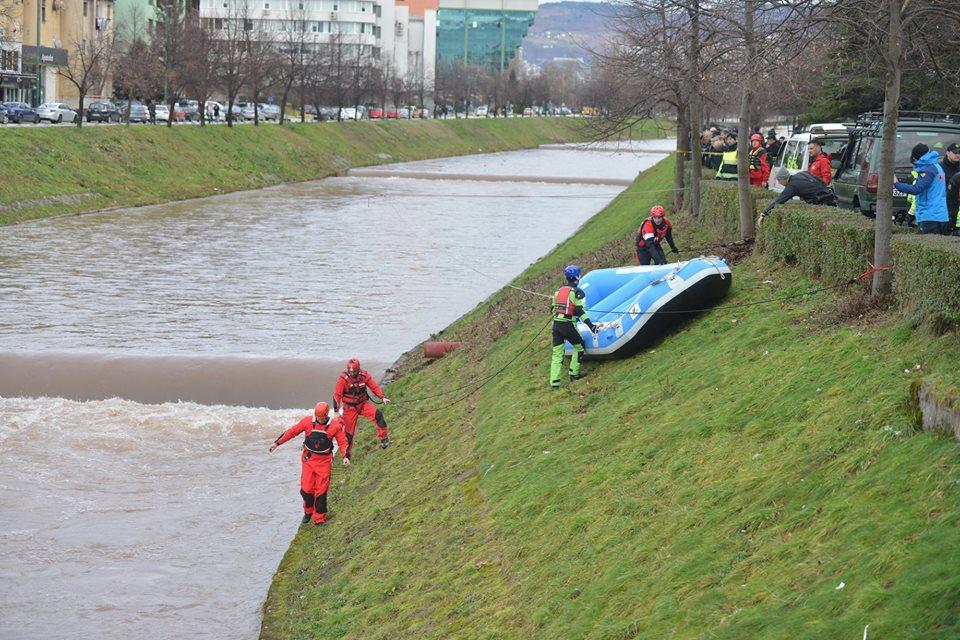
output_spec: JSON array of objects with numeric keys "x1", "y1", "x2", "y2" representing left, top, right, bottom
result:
[
  {"x1": 333, "y1": 369, "x2": 388, "y2": 457},
  {"x1": 274, "y1": 414, "x2": 349, "y2": 524}
]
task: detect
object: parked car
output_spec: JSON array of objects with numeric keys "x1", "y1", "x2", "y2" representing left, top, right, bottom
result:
[
  {"x1": 123, "y1": 102, "x2": 150, "y2": 123},
  {"x1": 832, "y1": 111, "x2": 960, "y2": 221},
  {"x1": 176, "y1": 100, "x2": 201, "y2": 122},
  {"x1": 398, "y1": 107, "x2": 411, "y2": 119},
  {"x1": 154, "y1": 104, "x2": 170, "y2": 123},
  {"x1": 314, "y1": 107, "x2": 337, "y2": 121},
  {"x1": 260, "y1": 103, "x2": 280, "y2": 121},
  {"x1": 369, "y1": 107, "x2": 384, "y2": 119},
  {"x1": 338, "y1": 107, "x2": 359, "y2": 120},
  {"x1": 204, "y1": 100, "x2": 225, "y2": 121},
  {"x1": 769, "y1": 123, "x2": 849, "y2": 192},
  {"x1": 475, "y1": 105, "x2": 488, "y2": 117},
  {"x1": 522, "y1": 107, "x2": 533, "y2": 117},
  {"x1": 2, "y1": 102, "x2": 40, "y2": 124},
  {"x1": 36, "y1": 102, "x2": 77, "y2": 124},
  {"x1": 86, "y1": 101, "x2": 121, "y2": 123}
]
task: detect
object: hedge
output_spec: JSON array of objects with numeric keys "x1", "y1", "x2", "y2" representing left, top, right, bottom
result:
[
  {"x1": 760, "y1": 203, "x2": 878, "y2": 285},
  {"x1": 698, "y1": 179, "x2": 960, "y2": 329},
  {"x1": 892, "y1": 234, "x2": 960, "y2": 329}
]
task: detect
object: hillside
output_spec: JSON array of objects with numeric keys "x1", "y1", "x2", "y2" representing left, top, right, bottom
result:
[
  {"x1": 522, "y1": 1, "x2": 617, "y2": 67},
  {"x1": 261, "y1": 156, "x2": 960, "y2": 639}
]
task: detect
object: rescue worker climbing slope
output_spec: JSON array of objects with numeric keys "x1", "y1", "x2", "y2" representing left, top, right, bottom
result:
[
  {"x1": 551, "y1": 264, "x2": 598, "y2": 389},
  {"x1": 269, "y1": 402, "x2": 350, "y2": 526},
  {"x1": 333, "y1": 358, "x2": 391, "y2": 456},
  {"x1": 636, "y1": 205, "x2": 679, "y2": 266}
]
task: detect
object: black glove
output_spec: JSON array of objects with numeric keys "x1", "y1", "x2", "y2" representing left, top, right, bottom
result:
[
  {"x1": 585, "y1": 319, "x2": 598, "y2": 334},
  {"x1": 672, "y1": 247, "x2": 680, "y2": 254}
]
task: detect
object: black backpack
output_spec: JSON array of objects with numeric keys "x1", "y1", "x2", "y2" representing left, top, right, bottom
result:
[{"x1": 304, "y1": 429, "x2": 333, "y2": 454}]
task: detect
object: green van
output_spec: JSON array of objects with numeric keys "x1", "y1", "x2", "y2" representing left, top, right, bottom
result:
[{"x1": 832, "y1": 111, "x2": 960, "y2": 221}]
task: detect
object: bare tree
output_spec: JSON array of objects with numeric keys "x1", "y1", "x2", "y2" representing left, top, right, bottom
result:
[
  {"x1": 114, "y1": 4, "x2": 161, "y2": 123},
  {"x1": 182, "y1": 11, "x2": 217, "y2": 126},
  {"x1": 59, "y1": 27, "x2": 116, "y2": 127},
  {"x1": 152, "y1": 0, "x2": 190, "y2": 128},
  {"x1": 215, "y1": 1, "x2": 250, "y2": 127},
  {"x1": 242, "y1": 17, "x2": 277, "y2": 125},
  {"x1": 275, "y1": 5, "x2": 310, "y2": 124}
]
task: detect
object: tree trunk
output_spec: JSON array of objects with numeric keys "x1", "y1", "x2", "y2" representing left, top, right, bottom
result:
[
  {"x1": 167, "y1": 99, "x2": 175, "y2": 128},
  {"x1": 76, "y1": 95, "x2": 85, "y2": 128},
  {"x1": 873, "y1": 0, "x2": 902, "y2": 296},
  {"x1": 673, "y1": 103, "x2": 688, "y2": 212},
  {"x1": 735, "y1": 0, "x2": 757, "y2": 240},
  {"x1": 279, "y1": 77, "x2": 294, "y2": 126},
  {"x1": 687, "y1": 2, "x2": 702, "y2": 218},
  {"x1": 227, "y1": 95, "x2": 235, "y2": 128}
]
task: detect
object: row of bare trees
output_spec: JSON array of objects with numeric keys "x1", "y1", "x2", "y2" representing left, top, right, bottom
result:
[
  {"x1": 596, "y1": 0, "x2": 960, "y2": 296},
  {"x1": 434, "y1": 58, "x2": 599, "y2": 117}
]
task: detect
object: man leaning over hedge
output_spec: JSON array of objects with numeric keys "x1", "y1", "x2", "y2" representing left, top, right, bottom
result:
[{"x1": 758, "y1": 167, "x2": 838, "y2": 226}]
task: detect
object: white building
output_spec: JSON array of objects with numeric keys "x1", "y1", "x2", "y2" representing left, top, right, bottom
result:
[{"x1": 199, "y1": 0, "x2": 434, "y2": 105}]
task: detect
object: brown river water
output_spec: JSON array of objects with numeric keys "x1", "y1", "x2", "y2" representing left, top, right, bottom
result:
[{"x1": 0, "y1": 144, "x2": 669, "y2": 639}]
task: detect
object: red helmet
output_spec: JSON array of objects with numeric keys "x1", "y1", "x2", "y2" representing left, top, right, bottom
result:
[
  {"x1": 347, "y1": 358, "x2": 361, "y2": 376},
  {"x1": 314, "y1": 401, "x2": 330, "y2": 421},
  {"x1": 751, "y1": 133, "x2": 763, "y2": 143},
  {"x1": 650, "y1": 205, "x2": 665, "y2": 218}
]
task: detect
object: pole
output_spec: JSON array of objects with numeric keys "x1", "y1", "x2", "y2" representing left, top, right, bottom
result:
[
  {"x1": 499, "y1": 0, "x2": 505, "y2": 73},
  {"x1": 463, "y1": 0, "x2": 468, "y2": 65},
  {"x1": 35, "y1": 0, "x2": 42, "y2": 105}
]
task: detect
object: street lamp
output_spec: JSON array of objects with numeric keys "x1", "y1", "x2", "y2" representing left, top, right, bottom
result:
[{"x1": 35, "y1": 0, "x2": 42, "y2": 105}]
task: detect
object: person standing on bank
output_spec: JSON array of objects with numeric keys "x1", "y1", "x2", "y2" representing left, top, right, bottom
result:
[
  {"x1": 636, "y1": 205, "x2": 680, "y2": 266},
  {"x1": 550, "y1": 265, "x2": 599, "y2": 389},
  {"x1": 269, "y1": 402, "x2": 350, "y2": 526},
  {"x1": 894, "y1": 143, "x2": 950, "y2": 235}
]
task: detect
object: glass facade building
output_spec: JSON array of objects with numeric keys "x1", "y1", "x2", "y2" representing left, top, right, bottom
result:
[{"x1": 436, "y1": 4, "x2": 535, "y2": 71}]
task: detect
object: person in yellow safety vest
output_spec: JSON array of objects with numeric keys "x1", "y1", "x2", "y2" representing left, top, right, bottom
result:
[
  {"x1": 905, "y1": 169, "x2": 918, "y2": 223},
  {"x1": 550, "y1": 264, "x2": 598, "y2": 389},
  {"x1": 716, "y1": 132, "x2": 738, "y2": 180}
]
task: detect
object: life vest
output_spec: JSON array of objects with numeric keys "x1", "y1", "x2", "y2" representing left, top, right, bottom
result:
[
  {"x1": 554, "y1": 286, "x2": 577, "y2": 319},
  {"x1": 341, "y1": 372, "x2": 369, "y2": 405},
  {"x1": 716, "y1": 149, "x2": 738, "y2": 179},
  {"x1": 636, "y1": 217, "x2": 672, "y2": 249},
  {"x1": 749, "y1": 147, "x2": 766, "y2": 170},
  {"x1": 303, "y1": 423, "x2": 334, "y2": 454}
]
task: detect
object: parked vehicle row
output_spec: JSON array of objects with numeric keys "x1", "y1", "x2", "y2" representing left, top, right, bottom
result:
[{"x1": 771, "y1": 112, "x2": 960, "y2": 223}]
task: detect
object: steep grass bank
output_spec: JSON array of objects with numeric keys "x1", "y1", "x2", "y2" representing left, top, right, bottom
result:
[
  {"x1": 0, "y1": 117, "x2": 645, "y2": 225},
  {"x1": 261, "y1": 157, "x2": 960, "y2": 639}
]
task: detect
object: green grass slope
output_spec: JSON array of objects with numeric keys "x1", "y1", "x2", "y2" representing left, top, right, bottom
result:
[
  {"x1": 0, "y1": 117, "x2": 652, "y2": 225},
  {"x1": 261, "y1": 157, "x2": 960, "y2": 639}
]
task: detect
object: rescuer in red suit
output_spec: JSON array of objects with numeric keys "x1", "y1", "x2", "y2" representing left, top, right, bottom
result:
[
  {"x1": 635, "y1": 205, "x2": 679, "y2": 265},
  {"x1": 269, "y1": 401, "x2": 350, "y2": 526},
  {"x1": 333, "y1": 358, "x2": 391, "y2": 457}
]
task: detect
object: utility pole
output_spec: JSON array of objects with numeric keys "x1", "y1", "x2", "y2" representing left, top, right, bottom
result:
[
  {"x1": 499, "y1": 0, "x2": 505, "y2": 73},
  {"x1": 35, "y1": 0, "x2": 42, "y2": 105}
]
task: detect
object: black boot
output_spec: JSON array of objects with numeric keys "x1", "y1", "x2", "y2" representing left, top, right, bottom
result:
[
  {"x1": 301, "y1": 514, "x2": 311, "y2": 525},
  {"x1": 570, "y1": 373, "x2": 584, "y2": 382},
  {"x1": 380, "y1": 437, "x2": 390, "y2": 449}
]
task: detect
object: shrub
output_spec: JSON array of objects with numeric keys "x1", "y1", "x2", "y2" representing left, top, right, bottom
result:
[
  {"x1": 892, "y1": 234, "x2": 960, "y2": 331},
  {"x1": 699, "y1": 179, "x2": 757, "y2": 239},
  {"x1": 760, "y1": 203, "x2": 877, "y2": 284}
]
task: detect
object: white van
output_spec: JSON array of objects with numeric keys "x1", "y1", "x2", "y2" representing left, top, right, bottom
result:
[{"x1": 769, "y1": 123, "x2": 850, "y2": 192}]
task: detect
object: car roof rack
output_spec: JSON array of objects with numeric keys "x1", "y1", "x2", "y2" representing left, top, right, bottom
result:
[{"x1": 855, "y1": 110, "x2": 960, "y2": 126}]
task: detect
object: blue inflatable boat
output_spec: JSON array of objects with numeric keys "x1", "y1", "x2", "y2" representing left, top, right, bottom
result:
[{"x1": 565, "y1": 257, "x2": 732, "y2": 359}]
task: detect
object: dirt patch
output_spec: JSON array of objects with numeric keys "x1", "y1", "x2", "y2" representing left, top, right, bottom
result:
[
  {"x1": 811, "y1": 288, "x2": 895, "y2": 327},
  {"x1": 716, "y1": 237, "x2": 755, "y2": 264}
]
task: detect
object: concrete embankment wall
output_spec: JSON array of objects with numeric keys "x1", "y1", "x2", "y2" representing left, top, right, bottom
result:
[{"x1": 0, "y1": 118, "x2": 601, "y2": 225}]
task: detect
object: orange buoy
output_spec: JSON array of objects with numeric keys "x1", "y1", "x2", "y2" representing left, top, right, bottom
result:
[{"x1": 423, "y1": 341, "x2": 462, "y2": 358}]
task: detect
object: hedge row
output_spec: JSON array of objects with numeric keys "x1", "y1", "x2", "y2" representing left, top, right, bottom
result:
[
  {"x1": 892, "y1": 234, "x2": 960, "y2": 329},
  {"x1": 697, "y1": 179, "x2": 960, "y2": 329}
]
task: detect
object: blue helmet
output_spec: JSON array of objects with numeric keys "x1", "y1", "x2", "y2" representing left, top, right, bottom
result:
[{"x1": 563, "y1": 264, "x2": 582, "y2": 282}]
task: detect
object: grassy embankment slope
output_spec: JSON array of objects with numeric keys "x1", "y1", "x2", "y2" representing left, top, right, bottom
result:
[
  {"x1": 262, "y1": 156, "x2": 960, "y2": 639},
  {"x1": 0, "y1": 117, "x2": 637, "y2": 225}
]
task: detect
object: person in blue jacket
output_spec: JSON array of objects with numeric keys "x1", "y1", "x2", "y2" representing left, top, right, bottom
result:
[{"x1": 894, "y1": 144, "x2": 950, "y2": 234}]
